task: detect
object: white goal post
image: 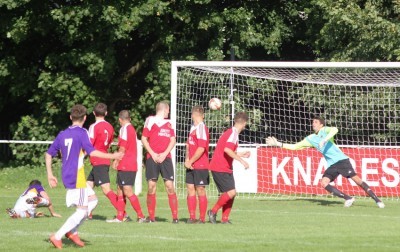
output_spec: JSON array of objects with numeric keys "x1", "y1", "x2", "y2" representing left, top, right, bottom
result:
[{"x1": 170, "y1": 61, "x2": 400, "y2": 199}]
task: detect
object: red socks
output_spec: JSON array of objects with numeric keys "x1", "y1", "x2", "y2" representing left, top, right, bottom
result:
[
  {"x1": 187, "y1": 195, "x2": 197, "y2": 220},
  {"x1": 106, "y1": 191, "x2": 118, "y2": 210},
  {"x1": 211, "y1": 192, "x2": 231, "y2": 214},
  {"x1": 198, "y1": 195, "x2": 208, "y2": 222},
  {"x1": 222, "y1": 198, "x2": 234, "y2": 222},
  {"x1": 147, "y1": 193, "x2": 156, "y2": 221},
  {"x1": 128, "y1": 194, "x2": 144, "y2": 219},
  {"x1": 168, "y1": 193, "x2": 178, "y2": 219},
  {"x1": 116, "y1": 195, "x2": 126, "y2": 221}
]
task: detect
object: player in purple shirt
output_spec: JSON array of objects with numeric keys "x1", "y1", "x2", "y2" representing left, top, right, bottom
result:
[{"x1": 45, "y1": 104, "x2": 123, "y2": 249}]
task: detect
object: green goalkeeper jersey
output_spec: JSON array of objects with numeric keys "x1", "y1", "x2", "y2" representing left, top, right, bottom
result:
[{"x1": 282, "y1": 127, "x2": 348, "y2": 168}]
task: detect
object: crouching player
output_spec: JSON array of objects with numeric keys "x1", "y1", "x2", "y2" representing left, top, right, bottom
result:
[
  {"x1": 6, "y1": 179, "x2": 61, "y2": 219},
  {"x1": 45, "y1": 104, "x2": 123, "y2": 249}
]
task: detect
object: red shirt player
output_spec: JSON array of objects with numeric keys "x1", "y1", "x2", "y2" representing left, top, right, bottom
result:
[
  {"x1": 141, "y1": 101, "x2": 178, "y2": 223},
  {"x1": 184, "y1": 105, "x2": 210, "y2": 224},
  {"x1": 208, "y1": 112, "x2": 250, "y2": 224},
  {"x1": 86, "y1": 103, "x2": 117, "y2": 218},
  {"x1": 108, "y1": 110, "x2": 145, "y2": 223}
]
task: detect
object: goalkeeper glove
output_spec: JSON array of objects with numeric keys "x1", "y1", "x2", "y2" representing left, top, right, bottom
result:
[{"x1": 266, "y1": 137, "x2": 283, "y2": 147}]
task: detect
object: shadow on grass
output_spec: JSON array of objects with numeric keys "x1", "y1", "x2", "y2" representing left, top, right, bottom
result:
[
  {"x1": 257, "y1": 198, "x2": 343, "y2": 206},
  {"x1": 154, "y1": 217, "x2": 169, "y2": 222},
  {"x1": 90, "y1": 214, "x2": 107, "y2": 221},
  {"x1": 294, "y1": 198, "x2": 343, "y2": 206}
]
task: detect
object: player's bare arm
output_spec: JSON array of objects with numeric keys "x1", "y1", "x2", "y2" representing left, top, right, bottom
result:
[
  {"x1": 157, "y1": 136, "x2": 176, "y2": 163},
  {"x1": 224, "y1": 147, "x2": 249, "y2": 169},
  {"x1": 40, "y1": 191, "x2": 61, "y2": 218},
  {"x1": 237, "y1": 151, "x2": 251, "y2": 158},
  {"x1": 45, "y1": 153, "x2": 58, "y2": 188},
  {"x1": 90, "y1": 150, "x2": 123, "y2": 160},
  {"x1": 112, "y1": 146, "x2": 125, "y2": 170},
  {"x1": 141, "y1": 136, "x2": 159, "y2": 162},
  {"x1": 185, "y1": 146, "x2": 205, "y2": 169}
]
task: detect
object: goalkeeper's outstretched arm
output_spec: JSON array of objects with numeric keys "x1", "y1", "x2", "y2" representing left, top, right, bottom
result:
[{"x1": 266, "y1": 137, "x2": 313, "y2": 150}]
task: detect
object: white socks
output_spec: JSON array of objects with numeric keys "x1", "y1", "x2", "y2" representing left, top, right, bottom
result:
[
  {"x1": 55, "y1": 208, "x2": 87, "y2": 240},
  {"x1": 88, "y1": 197, "x2": 98, "y2": 216}
]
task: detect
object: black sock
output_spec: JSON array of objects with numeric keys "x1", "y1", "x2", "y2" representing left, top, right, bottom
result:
[
  {"x1": 360, "y1": 182, "x2": 380, "y2": 203},
  {"x1": 325, "y1": 185, "x2": 352, "y2": 200}
]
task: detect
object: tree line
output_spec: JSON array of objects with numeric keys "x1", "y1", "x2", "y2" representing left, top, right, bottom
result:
[{"x1": 1, "y1": 0, "x2": 400, "y2": 165}]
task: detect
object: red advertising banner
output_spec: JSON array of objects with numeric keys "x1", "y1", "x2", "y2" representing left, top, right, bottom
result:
[{"x1": 257, "y1": 148, "x2": 400, "y2": 196}]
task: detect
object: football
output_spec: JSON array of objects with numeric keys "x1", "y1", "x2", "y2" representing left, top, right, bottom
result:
[{"x1": 208, "y1": 97, "x2": 222, "y2": 110}]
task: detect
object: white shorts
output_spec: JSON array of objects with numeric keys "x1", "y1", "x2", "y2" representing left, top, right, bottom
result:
[
  {"x1": 86, "y1": 182, "x2": 96, "y2": 197},
  {"x1": 66, "y1": 188, "x2": 88, "y2": 208},
  {"x1": 13, "y1": 194, "x2": 35, "y2": 218}
]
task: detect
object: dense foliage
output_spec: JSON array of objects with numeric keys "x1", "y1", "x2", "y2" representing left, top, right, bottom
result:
[{"x1": 1, "y1": 0, "x2": 400, "y2": 165}]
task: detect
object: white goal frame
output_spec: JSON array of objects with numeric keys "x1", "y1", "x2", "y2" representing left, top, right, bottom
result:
[{"x1": 170, "y1": 61, "x2": 400, "y2": 198}]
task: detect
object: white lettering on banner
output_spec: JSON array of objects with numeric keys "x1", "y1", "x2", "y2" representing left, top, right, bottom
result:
[
  {"x1": 293, "y1": 157, "x2": 311, "y2": 185},
  {"x1": 362, "y1": 158, "x2": 379, "y2": 187},
  {"x1": 272, "y1": 157, "x2": 292, "y2": 185},
  {"x1": 381, "y1": 158, "x2": 399, "y2": 187}
]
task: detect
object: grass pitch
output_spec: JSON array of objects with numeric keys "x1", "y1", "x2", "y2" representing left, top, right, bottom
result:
[{"x1": 0, "y1": 166, "x2": 399, "y2": 251}]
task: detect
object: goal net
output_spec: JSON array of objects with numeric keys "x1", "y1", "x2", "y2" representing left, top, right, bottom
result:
[{"x1": 170, "y1": 61, "x2": 400, "y2": 199}]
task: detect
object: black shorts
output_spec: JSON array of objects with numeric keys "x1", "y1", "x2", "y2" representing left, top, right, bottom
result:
[
  {"x1": 323, "y1": 159, "x2": 357, "y2": 182},
  {"x1": 186, "y1": 169, "x2": 209, "y2": 186},
  {"x1": 211, "y1": 171, "x2": 235, "y2": 193},
  {"x1": 87, "y1": 165, "x2": 110, "y2": 186},
  {"x1": 116, "y1": 171, "x2": 137, "y2": 186},
  {"x1": 145, "y1": 158, "x2": 175, "y2": 182}
]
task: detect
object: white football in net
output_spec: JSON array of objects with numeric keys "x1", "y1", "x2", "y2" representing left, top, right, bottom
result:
[{"x1": 208, "y1": 97, "x2": 222, "y2": 110}]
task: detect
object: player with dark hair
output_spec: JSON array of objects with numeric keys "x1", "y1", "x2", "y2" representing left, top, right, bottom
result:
[
  {"x1": 107, "y1": 110, "x2": 146, "y2": 223},
  {"x1": 6, "y1": 179, "x2": 61, "y2": 219},
  {"x1": 45, "y1": 104, "x2": 123, "y2": 249},
  {"x1": 185, "y1": 105, "x2": 210, "y2": 224},
  {"x1": 266, "y1": 116, "x2": 385, "y2": 208},
  {"x1": 208, "y1": 112, "x2": 251, "y2": 224},
  {"x1": 142, "y1": 101, "x2": 179, "y2": 223},
  {"x1": 86, "y1": 103, "x2": 117, "y2": 220}
]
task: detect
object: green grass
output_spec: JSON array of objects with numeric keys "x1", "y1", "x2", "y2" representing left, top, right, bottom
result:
[{"x1": 1, "y1": 166, "x2": 400, "y2": 251}]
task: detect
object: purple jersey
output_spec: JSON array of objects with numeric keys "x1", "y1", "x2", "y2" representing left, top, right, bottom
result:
[
  {"x1": 22, "y1": 184, "x2": 45, "y2": 197},
  {"x1": 47, "y1": 126, "x2": 95, "y2": 189}
]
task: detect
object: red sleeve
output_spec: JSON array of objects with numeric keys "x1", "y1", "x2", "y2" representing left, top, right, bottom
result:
[
  {"x1": 119, "y1": 136, "x2": 128, "y2": 149},
  {"x1": 198, "y1": 139, "x2": 207, "y2": 148},
  {"x1": 142, "y1": 117, "x2": 151, "y2": 137},
  {"x1": 225, "y1": 142, "x2": 236, "y2": 151}
]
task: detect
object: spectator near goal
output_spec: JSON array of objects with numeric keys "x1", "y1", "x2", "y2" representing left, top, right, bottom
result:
[
  {"x1": 184, "y1": 105, "x2": 210, "y2": 224},
  {"x1": 208, "y1": 112, "x2": 251, "y2": 224},
  {"x1": 266, "y1": 116, "x2": 385, "y2": 208},
  {"x1": 141, "y1": 101, "x2": 179, "y2": 223}
]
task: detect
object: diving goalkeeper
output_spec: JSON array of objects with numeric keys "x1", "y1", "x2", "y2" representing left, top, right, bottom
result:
[{"x1": 266, "y1": 116, "x2": 384, "y2": 208}]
